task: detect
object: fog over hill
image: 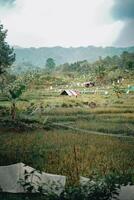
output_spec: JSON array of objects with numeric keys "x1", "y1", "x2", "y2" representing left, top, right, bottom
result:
[{"x1": 14, "y1": 46, "x2": 134, "y2": 67}]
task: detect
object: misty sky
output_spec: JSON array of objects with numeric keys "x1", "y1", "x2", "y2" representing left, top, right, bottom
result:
[{"x1": 0, "y1": 0, "x2": 133, "y2": 47}]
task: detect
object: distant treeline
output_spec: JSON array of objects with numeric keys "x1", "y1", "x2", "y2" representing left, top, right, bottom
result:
[
  {"x1": 11, "y1": 51, "x2": 134, "y2": 75},
  {"x1": 58, "y1": 51, "x2": 134, "y2": 73},
  {"x1": 13, "y1": 46, "x2": 134, "y2": 69}
]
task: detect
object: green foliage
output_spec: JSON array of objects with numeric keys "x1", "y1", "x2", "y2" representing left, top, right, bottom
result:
[
  {"x1": 112, "y1": 85, "x2": 124, "y2": 98},
  {"x1": 55, "y1": 51, "x2": 134, "y2": 84},
  {"x1": 5, "y1": 80, "x2": 26, "y2": 120},
  {"x1": 121, "y1": 51, "x2": 134, "y2": 70},
  {"x1": 0, "y1": 117, "x2": 43, "y2": 132},
  {"x1": 107, "y1": 69, "x2": 123, "y2": 83},
  {"x1": 0, "y1": 23, "x2": 15, "y2": 75},
  {"x1": 9, "y1": 84, "x2": 25, "y2": 100},
  {"x1": 46, "y1": 58, "x2": 56, "y2": 71},
  {"x1": 13, "y1": 46, "x2": 134, "y2": 69},
  {"x1": 62, "y1": 176, "x2": 120, "y2": 200},
  {"x1": 92, "y1": 63, "x2": 106, "y2": 84}
]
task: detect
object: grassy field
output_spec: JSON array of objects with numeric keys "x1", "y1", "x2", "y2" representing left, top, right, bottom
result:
[
  {"x1": 0, "y1": 129, "x2": 134, "y2": 184},
  {"x1": 0, "y1": 83, "x2": 134, "y2": 184}
]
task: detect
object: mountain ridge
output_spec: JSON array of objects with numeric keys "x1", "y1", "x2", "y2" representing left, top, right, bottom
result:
[{"x1": 14, "y1": 46, "x2": 134, "y2": 67}]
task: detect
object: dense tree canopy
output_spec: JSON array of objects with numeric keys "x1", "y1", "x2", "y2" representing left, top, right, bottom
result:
[
  {"x1": 46, "y1": 58, "x2": 56, "y2": 71},
  {"x1": 0, "y1": 23, "x2": 15, "y2": 75}
]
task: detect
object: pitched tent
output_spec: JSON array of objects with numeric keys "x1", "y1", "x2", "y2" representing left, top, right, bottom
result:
[
  {"x1": 0, "y1": 163, "x2": 66, "y2": 195},
  {"x1": 60, "y1": 90, "x2": 79, "y2": 96},
  {"x1": 127, "y1": 86, "x2": 134, "y2": 93}
]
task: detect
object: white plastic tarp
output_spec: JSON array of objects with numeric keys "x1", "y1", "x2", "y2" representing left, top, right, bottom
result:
[
  {"x1": 0, "y1": 163, "x2": 24, "y2": 193},
  {"x1": 0, "y1": 163, "x2": 66, "y2": 195},
  {"x1": 117, "y1": 185, "x2": 134, "y2": 200}
]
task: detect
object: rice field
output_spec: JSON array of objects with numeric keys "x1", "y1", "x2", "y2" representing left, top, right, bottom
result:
[
  {"x1": 0, "y1": 129, "x2": 134, "y2": 184},
  {"x1": 0, "y1": 87, "x2": 134, "y2": 184}
]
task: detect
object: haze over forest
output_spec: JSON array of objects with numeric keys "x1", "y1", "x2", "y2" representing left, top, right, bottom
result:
[{"x1": 14, "y1": 46, "x2": 134, "y2": 67}]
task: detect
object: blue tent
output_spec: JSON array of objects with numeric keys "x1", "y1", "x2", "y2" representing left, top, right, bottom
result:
[{"x1": 126, "y1": 86, "x2": 134, "y2": 93}]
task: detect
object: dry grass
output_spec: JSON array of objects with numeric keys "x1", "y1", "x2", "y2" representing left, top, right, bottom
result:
[{"x1": 0, "y1": 129, "x2": 134, "y2": 184}]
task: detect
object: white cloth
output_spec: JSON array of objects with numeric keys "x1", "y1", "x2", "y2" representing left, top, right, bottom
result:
[
  {"x1": 118, "y1": 185, "x2": 134, "y2": 200},
  {"x1": 0, "y1": 163, "x2": 66, "y2": 195},
  {"x1": 41, "y1": 172, "x2": 66, "y2": 195}
]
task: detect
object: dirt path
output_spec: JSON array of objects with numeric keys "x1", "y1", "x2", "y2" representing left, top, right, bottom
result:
[{"x1": 53, "y1": 122, "x2": 134, "y2": 139}]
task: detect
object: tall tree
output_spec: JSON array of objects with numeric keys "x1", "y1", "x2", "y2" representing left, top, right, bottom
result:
[
  {"x1": 92, "y1": 64, "x2": 106, "y2": 84},
  {"x1": 46, "y1": 58, "x2": 55, "y2": 71},
  {"x1": 0, "y1": 23, "x2": 15, "y2": 75}
]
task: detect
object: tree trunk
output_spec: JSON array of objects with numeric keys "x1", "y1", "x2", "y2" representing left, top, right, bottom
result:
[
  {"x1": 11, "y1": 102, "x2": 16, "y2": 120},
  {"x1": 0, "y1": 75, "x2": 5, "y2": 93}
]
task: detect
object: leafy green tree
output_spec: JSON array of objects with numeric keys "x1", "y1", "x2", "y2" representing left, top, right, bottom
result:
[
  {"x1": 92, "y1": 64, "x2": 106, "y2": 84},
  {"x1": 112, "y1": 84, "x2": 123, "y2": 98},
  {"x1": 120, "y1": 51, "x2": 134, "y2": 70},
  {"x1": 0, "y1": 73, "x2": 16, "y2": 93},
  {"x1": 7, "y1": 82, "x2": 26, "y2": 120},
  {"x1": 107, "y1": 68, "x2": 123, "y2": 84},
  {"x1": 46, "y1": 58, "x2": 56, "y2": 71},
  {"x1": 0, "y1": 23, "x2": 15, "y2": 75},
  {"x1": 0, "y1": 23, "x2": 15, "y2": 93}
]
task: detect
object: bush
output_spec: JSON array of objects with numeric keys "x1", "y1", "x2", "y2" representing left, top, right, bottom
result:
[
  {"x1": 0, "y1": 106, "x2": 10, "y2": 117},
  {"x1": 0, "y1": 118, "x2": 42, "y2": 132},
  {"x1": 61, "y1": 103, "x2": 68, "y2": 108}
]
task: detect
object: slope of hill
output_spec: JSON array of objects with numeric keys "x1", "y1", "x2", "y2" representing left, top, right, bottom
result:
[{"x1": 14, "y1": 46, "x2": 134, "y2": 67}]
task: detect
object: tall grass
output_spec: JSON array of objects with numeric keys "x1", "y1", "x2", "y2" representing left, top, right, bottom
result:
[{"x1": 0, "y1": 130, "x2": 134, "y2": 184}]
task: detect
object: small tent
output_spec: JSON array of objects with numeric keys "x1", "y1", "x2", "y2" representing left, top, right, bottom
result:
[
  {"x1": 0, "y1": 163, "x2": 66, "y2": 195},
  {"x1": 126, "y1": 86, "x2": 134, "y2": 94},
  {"x1": 60, "y1": 90, "x2": 79, "y2": 96}
]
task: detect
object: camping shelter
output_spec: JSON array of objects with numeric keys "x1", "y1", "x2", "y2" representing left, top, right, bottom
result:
[
  {"x1": 126, "y1": 86, "x2": 134, "y2": 93},
  {"x1": 60, "y1": 90, "x2": 79, "y2": 96}
]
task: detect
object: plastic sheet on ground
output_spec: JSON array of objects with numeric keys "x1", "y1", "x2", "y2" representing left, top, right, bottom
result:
[
  {"x1": 117, "y1": 185, "x2": 134, "y2": 200},
  {"x1": 0, "y1": 163, "x2": 66, "y2": 195}
]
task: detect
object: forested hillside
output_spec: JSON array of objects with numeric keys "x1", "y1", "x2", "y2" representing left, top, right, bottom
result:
[{"x1": 14, "y1": 46, "x2": 134, "y2": 67}]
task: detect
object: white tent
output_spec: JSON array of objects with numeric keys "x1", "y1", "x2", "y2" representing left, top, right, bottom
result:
[
  {"x1": 0, "y1": 163, "x2": 66, "y2": 195},
  {"x1": 60, "y1": 90, "x2": 79, "y2": 96}
]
